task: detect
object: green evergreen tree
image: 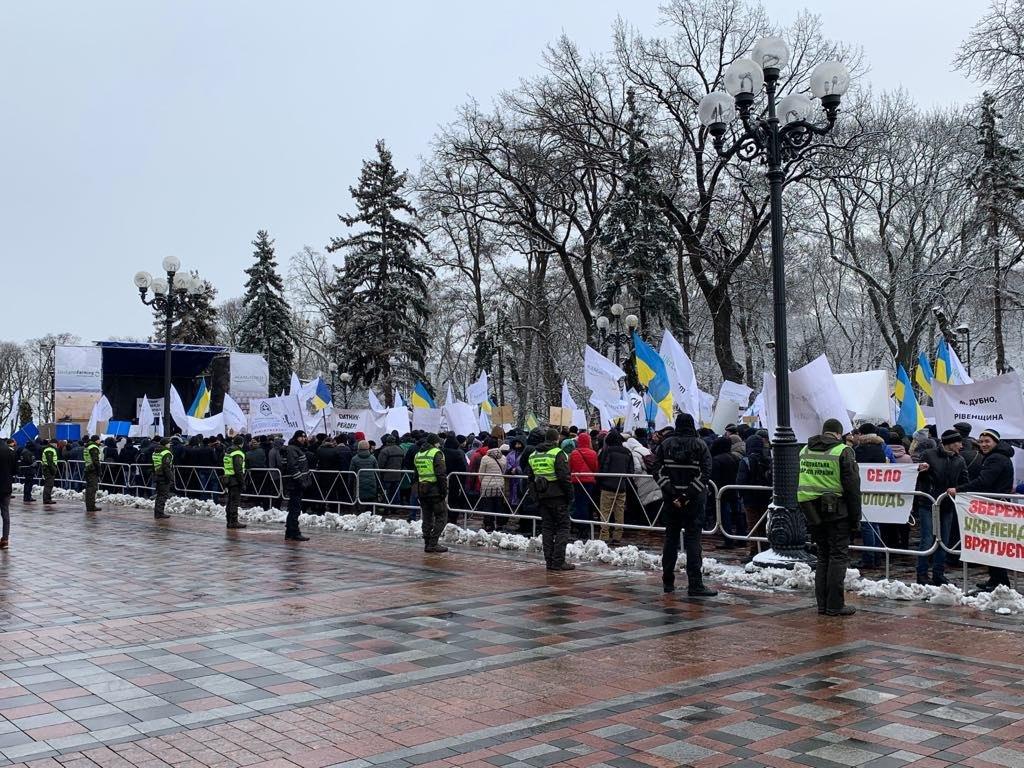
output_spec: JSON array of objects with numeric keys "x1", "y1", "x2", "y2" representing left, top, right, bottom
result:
[
  {"x1": 152, "y1": 271, "x2": 219, "y2": 346},
  {"x1": 328, "y1": 140, "x2": 433, "y2": 400},
  {"x1": 17, "y1": 399, "x2": 32, "y2": 427},
  {"x1": 970, "y1": 92, "x2": 1024, "y2": 373},
  {"x1": 599, "y1": 89, "x2": 684, "y2": 336},
  {"x1": 236, "y1": 230, "x2": 295, "y2": 394}
]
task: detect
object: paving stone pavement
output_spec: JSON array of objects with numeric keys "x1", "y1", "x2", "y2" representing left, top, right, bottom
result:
[{"x1": 1, "y1": 496, "x2": 1023, "y2": 767}]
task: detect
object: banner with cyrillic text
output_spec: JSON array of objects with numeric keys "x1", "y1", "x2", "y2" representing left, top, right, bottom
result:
[
  {"x1": 859, "y1": 463, "x2": 920, "y2": 524},
  {"x1": 954, "y1": 492, "x2": 1024, "y2": 571},
  {"x1": 933, "y1": 372, "x2": 1024, "y2": 439}
]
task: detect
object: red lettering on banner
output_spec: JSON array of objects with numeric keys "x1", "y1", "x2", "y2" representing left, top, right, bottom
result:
[
  {"x1": 967, "y1": 498, "x2": 1024, "y2": 519},
  {"x1": 866, "y1": 468, "x2": 902, "y2": 483},
  {"x1": 963, "y1": 534, "x2": 1024, "y2": 559}
]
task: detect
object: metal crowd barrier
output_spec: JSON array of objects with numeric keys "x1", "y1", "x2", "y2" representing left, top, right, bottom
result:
[
  {"x1": 355, "y1": 468, "x2": 421, "y2": 516},
  {"x1": 933, "y1": 491, "x2": 1022, "y2": 594},
  {"x1": 443, "y1": 468, "x2": 715, "y2": 541},
  {"x1": 301, "y1": 469, "x2": 359, "y2": 512},
  {"x1": 715, "y1": 484, "x2": 939, "y2": 581}
]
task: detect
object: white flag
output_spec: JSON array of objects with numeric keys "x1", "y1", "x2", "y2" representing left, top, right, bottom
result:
[
  {"x1": 445, "y1": 382, "x2": 455, "y2": 406},
  {"x1": 169, "y1": 385, "x2": 189, "y2": 432},
  {"x1": 466, "y1": 371, "x2": 489, "y2": 405},
  {"x1": 138, "y1": 394, "x2": 155, "y2": 438},
  {"x1": 221, "y1": 393, "x2": 248, "y2": 432},
  {"x1": 86, "y1": 395, "x2": 113, "y2": 436},
  {"x1": 478, "y1": 406, "x2": 491, "y2": 432},
  {"x1": 395, "y1": 391, "x2": 405, "y2": 409},
  {"x1": 368, "y1": 389, "x2": 386, "y2": 413},
  {"x1": 289, "y1": 372, "x2": 302, "y2": 397},
  {"x1": 761, "y1": 356, "x2": 853, "y2": 442},
  {"x1": 660, "y1": 329, "x2": 700, "y2": 419},
  {"x1": 561, "y1": 381, "x2": 578, "y2": 411},
  {"x1": 584, "y1": 345, "x2": 624, "y2": 404},
  {"x1": 949, "y1": 346, "x2": 974, "y2": 385}
]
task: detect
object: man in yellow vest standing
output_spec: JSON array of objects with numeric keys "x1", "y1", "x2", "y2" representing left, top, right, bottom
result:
[
  {"x1": 83, "y1": 435, "x2": 103, "y2": 512},
  {"x1": 527, "y1": 428, "x2": 575, "y2": 571},
  {"x1": 413, "y1": 434, "x2": 448, "y2": 553},
  {"x1": 41, "y1": 440, "x2": 59, "y2": 505},
  {"x1": 152, "y1": 438, "x2": 173, "y2": 520},
  {"x1": 798, "y1": 418, "x2": 861, "y2": 617},
  {"x1": 223, "y1": 436, "x2": 248, "y2": 530}
]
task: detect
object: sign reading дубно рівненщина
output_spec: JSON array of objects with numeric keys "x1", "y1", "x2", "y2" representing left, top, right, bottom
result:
[
  {"x1": 954, "y1": 493, "x2": 1024, "y2": 571},
  {"x1": 933, "y1": 372, "x2": 1024, "y2": 439}
]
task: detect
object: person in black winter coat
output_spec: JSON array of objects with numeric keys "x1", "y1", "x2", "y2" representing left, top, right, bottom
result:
[
  {"x1": 652, "y1": 413, "x2": 716, "y2": 597},
  {"x1": 0, "y1": 439, "x2": 17, "y2": 547},
  {"x1": 443, "y1": 435, "x2": 470, "y2": 523},
  {"x1": 710, "y1": 436, "x2": 740, "y2": 548},
  {"x1": 597, "y1": 430, "x2": 633, "y2": 544},
  {"x1": 736, "y1": 435, "x2": 771, "y2": 562},
  {"x1": 852, "y1": 424, "x2": 887, "y2": 567},
  {"x1": 19, "y1": 443, "x2": 36, "y2": 503},
  {"x1": 949, "y1": 428, "x2": 1016, "y2": 591},
  {"x1": 915, "y1": 430, "x2": 968, "y2": 585}
]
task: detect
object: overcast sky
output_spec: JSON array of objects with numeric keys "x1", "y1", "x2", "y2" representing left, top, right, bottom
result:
[{"x1": 1, "y1": 1, "x2": 987, "y2": 344}]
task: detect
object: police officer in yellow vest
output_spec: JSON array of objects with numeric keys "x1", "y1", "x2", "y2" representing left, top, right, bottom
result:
[
  {"x1": 152, "y1": 438, "x2": 173, "y2": 520},
  {"x1": 223, "y1": 435, "x2": 248, "y2": 530},
  {"x1": 41, "y1": 440, "x2": 59, "y2": 505},
  {"x1": 527, "y1": 428, "x2": 575, "y2": 571},
  {"x1": 798, "y1": 418, "x2": 861, "y2": 617},
  {"x1": 413, "y1": 433, "x2": 449, "y2": 553},
  {"x1": 83, "y1": 435, "x2": 103, "y2": 512}
]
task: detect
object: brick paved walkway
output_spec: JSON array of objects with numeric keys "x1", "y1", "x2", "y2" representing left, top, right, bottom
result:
[{"x1": 1, "y1": 497, "x2": 1023, "y2": 768}]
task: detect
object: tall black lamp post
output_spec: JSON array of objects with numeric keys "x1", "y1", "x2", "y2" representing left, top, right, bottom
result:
[
  {"x1": 698, "y1": 38, "x2": 850, "y2": 566},
  {"x1": 133, "y1": 257, "x2": 207, "y2": 435},
  {"x1": 339, "y1": 372, "x2": 352, "y2": 409},
  {"x1": 956, "y1": 325, "x2": 972, "y2": 376}
]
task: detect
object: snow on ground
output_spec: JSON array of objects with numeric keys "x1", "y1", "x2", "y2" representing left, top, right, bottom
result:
[{"x1": 16, "y1": 484, "x2": 1024, "y2": 616}]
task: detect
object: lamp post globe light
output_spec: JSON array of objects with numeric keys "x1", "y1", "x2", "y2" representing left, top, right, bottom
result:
[
  {"x1": 339, "y1": 372, "x2": 352, "y2": 409},
  {"x1": 698, "y1": 40, "x2": 851, "y2": 567},
  {"x1": 134, "y1": 259, "x2": 208, "y2": 434}
]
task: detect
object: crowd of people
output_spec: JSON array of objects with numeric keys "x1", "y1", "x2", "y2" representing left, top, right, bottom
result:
[{"x1": 0, "y1": 413, "x2": 1018, "y2": 608}]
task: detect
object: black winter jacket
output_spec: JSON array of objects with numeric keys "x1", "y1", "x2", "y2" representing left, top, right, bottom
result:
[{"x1": 958, "y1": 442, "x2": 1014, "y2": 495}]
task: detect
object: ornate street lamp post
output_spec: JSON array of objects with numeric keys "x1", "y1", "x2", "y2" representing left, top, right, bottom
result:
[
  {"x1": 597, "y1": 303, "x2": 639, "y2": 367},
  {"x1": 956, "y1": 325, "x2": 972, "y2": 376},
  {"x1": 133, "y1": 257, "x2": 207, "y2": 434},
  {"x1": 698, "y1": 38, "x2": 851, "y2": 566},
  {"x1": 339, "y1": 372, "x2": 352, "y2": 409}
]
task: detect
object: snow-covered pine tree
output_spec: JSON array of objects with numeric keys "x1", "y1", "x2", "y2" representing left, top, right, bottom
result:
[
  {"x1": 17, "y1": 399, "x2": 32, "y2": 427},
  {"x1": 151, "y1": 271, "x2": 219, "y2": 346},
  {"x1": 970, "y1": 92, "x2": 1024, "y2": 373},
  {"x1": 327, "y1": 140, "x2": 433, "y2": 400},
  {"x1": 598, "y1": 89, "x2": 684, "y2": 336},
  {"x1": 236, "y1": 230, "x2": 295, "y2": 394}
]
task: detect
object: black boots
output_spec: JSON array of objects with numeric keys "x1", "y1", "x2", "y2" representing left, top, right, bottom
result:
[{"x1": 424, "y1": 539, "x2": 448, "y2": 553}]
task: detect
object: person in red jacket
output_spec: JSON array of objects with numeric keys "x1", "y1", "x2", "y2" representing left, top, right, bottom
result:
[{"x1": 570, "y1": 433, "x2": 599, "y2": 539}]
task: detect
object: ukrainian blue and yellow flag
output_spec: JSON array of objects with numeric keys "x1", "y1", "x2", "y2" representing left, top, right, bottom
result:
[
  {"x1": 935, "y1": 339, "x2": 952, "y2": 384},
  {"x1": 481, "y1": 396, "x2": 495, "y2": 414},
  {"x1": 525, "y1": 412, "x2": 539, "y2": 431},
  {"x1": 311, "y1": 378, "x2": 332, "y2": 411},
  {"x1": 895, "y1": 364, "x2": 925, "y2": 434},
  {"x1": 188, "y1": 379, "x2": 211, "y2": 418},
  {"x1": 914, "y1": 353, "x2": 934, "y2": 398},
  {"x1": 411, "y1": 381, "x2": 436, "y2": 409},
  {"x1": 632, "y1": 331, "x2": 672, "y2": 420}
]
